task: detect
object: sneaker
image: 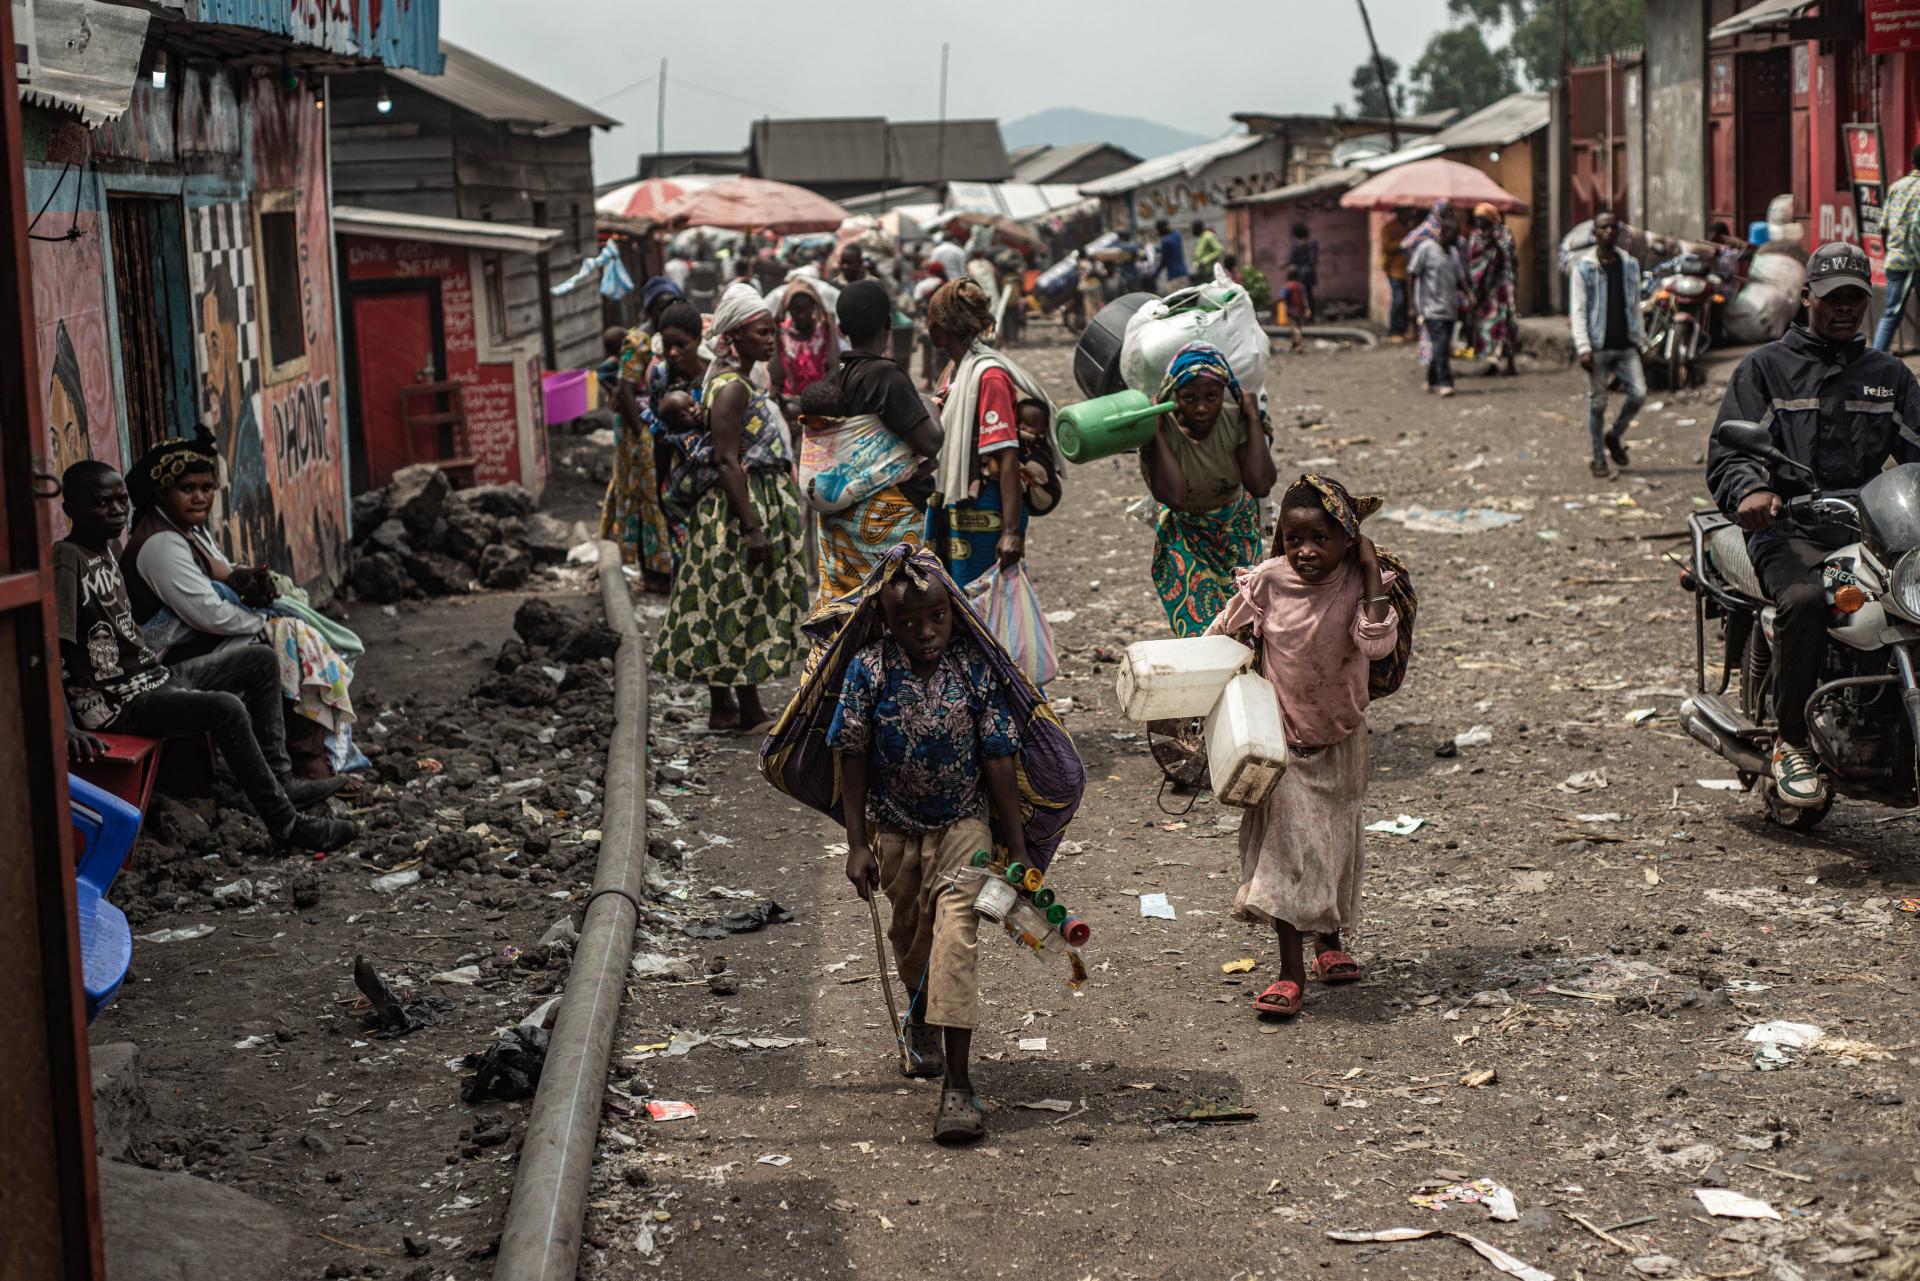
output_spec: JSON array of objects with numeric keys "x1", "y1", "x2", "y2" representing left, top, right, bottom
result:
[
  {"x1": 1590, "y1": 458, "x2": 1613, "y2": 479},
  {"x1": 284, "y1": 775, "x2": 350, "y2": 811},
  {"x1": 1437, "y1": 386, "x2": 1456, "y2": 398},
  {"x1": 1606, "y1": 435, "x2": 1630, "y2": 468},
  {"x1": 280, "y1": 813, "x2": 359, "y2": 853},
  {"x1": 1771, "y1": 744, "x2": 1829, "y2": 808}
]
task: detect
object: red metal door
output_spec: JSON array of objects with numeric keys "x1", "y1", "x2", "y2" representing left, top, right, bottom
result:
[
  {"x1": 351, "y1": 287, "x2": 438, "y2": 490},
  {"x1": 0, "y1": 1, "x2": 107, "y2": 1276}
]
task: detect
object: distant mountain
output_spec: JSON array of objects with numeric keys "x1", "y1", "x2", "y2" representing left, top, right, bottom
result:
[{"x1": 1002, "y1": 108, "x2": 1210, "y2": 162}]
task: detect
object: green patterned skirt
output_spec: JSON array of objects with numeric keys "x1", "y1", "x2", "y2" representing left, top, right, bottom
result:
[
  {"x1": 1152, "y1": 492, "x2": 1263, "y2": 637},
  {"x1": 652, "y1": 470, "x2": 808, "y2": 686}
]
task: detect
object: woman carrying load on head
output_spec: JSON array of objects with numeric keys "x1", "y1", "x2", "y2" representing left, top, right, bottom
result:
[
  {"x1": 1140, "y1": 341, "x2": 1275, "y2": 637},
  {"x1": 651, "y1": 282, "x2": 809, "y2": 735},
  {"x1": 601, "y1": 275, "x2": 684, "y2": 591},
  {"x1": 924, "y1": 277, "x2": 1063, "y2": 590}
]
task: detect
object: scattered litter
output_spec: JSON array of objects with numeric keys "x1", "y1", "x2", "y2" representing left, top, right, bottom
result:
[
  {"x1": 1557, "y1": 769, "x2": 1610, "y2": 793},
  {"x1": 1631, "y1": 1256, "x2": 1678, "y2": 1277},
  {"x1": 1744, "y1": 1019, "x2": 1890, "y2": 1068},
  {"x1": 370, "y1": 868, "x2": 422, "y2": 894},
  {"x1": 1044, "y1": 608, "x2": 1077, "y2": 625},
  {"x1": 430, "y1": 965, "x2": 482, "y2": 986},
  {"x1": 210, "y1": 878, "x2": 256, "y2": 906},
  {"x1": 632, "y1": 1224, "x2": 656, "y2": 1257},
  {"x1": 1575, "y1": 813, "x2": 1622, "y2": 823},
  {"x1": 645, "y1": 798, "x2": 682, "y2": 828},
  {"x1": 1409, "y1": 1178, "x2": 1518, "y2": 1221},
  {"x1": 1172, "y1": 1098, "x2": 1257, "y2": 1123},
  {"x1": 1458, "y1": 1068, "x2": 1498, "y2": 1089},
  {"x1": 631, "y1": 953, "x2": 699, "y2": 981},
  {"x1": 138, "y1": 924, "x2": 216, "y2": 943},
  {"x1": 1696, "y1": 778, "x2": 1745, "y2": 791},
  {"x1": 1221, "y1": 958, "x2": 1258, "y2": 974},
  {"x1": 682, "y1": 901, "x2": 794, "y2": 939},
  {"x1": 1366, "y1": 815, "x2": 1426, "y2": 836},
  {"x1": 353, "y1": 955, "x2": 452, "y2": 1037},
  {"x1": 1058, "y1": 840, "x2": 1088, "y2": 856},
  {"x1": 1381, "y1": 506, "x2": 1525, "y2": 535},
  {"x1": 519, "y1": 995, "x2": 562, "y2": 1029},
  {"x1": 233, "y1": 1034, "x2": 275, "y2": 1051},
  {"x1": 461, "y1": 1027, "x2": 549, "y2": 1103},
  {"x1": 1452, "y1": 725, "x2": 1494, "y2": 749},
  {"x1": 756, "y1": 1154, "x2": 791, "y2": 1167},
  {"x1": 1017, "y1": 1037, "x2": 1049, "y2": 1052},
  {"x1": 1327, "y1": 1228, "x2": 1552, "y2": 1281},
  {"x1": 1053, "y1": 696, "x2": 1075, "y2": 713},
  {"x1": 646, "y1": 1100, "x2": 697, "y2": 1122},
  {"x1": 1138, "y1": 892, "x2": 1177, "y2": 919},
  {"x1": 1693, "y1": 1188, "x2": 1780, "y2": 1220},
  {"x1": 1626, "y1": 708, "x2": 1658, "y2": 724},
  {"x1": 1016, "y1": 1098, "x2": 1076, "y2": 1112}
]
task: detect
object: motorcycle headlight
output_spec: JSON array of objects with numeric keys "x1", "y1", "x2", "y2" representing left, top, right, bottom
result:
[{"x1": 1890, "y1": 550, "x2": 1920, "y2": 619}]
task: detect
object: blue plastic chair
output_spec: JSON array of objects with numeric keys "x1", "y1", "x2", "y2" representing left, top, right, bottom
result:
[{"x1": 69, "y1": 775, "x2": 140, "y2": 1021}]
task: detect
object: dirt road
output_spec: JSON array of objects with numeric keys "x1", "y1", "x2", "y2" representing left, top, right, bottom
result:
[
  {"x1": 93, "y1": 328, "x2": 1916, "y2": 1280},
  {"x1": 581, "y1": 330, "x2": 1916, "y2": 1280}
]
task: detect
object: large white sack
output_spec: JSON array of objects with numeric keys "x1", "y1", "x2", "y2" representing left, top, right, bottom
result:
[{"x1": 1119, "y1": 282, "x2": 1270, "y2": 397}]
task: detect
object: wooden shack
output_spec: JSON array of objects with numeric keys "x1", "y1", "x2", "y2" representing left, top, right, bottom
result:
[{"x1": 327, "y1": 41, "x2": 616, "y2": 373}]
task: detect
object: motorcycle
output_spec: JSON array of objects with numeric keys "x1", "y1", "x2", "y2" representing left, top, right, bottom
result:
[
  {"x1": 1640, "y1": 253, "x2": 1726, "y2": 389},
  {"x1": 1678, "y1": 419, "x2": 1920, "y2": 829}
]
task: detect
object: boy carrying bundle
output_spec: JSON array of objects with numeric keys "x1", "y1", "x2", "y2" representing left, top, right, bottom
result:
[{"x1": 760, "y1": 546, "x2": 1085, "y2": 1143}]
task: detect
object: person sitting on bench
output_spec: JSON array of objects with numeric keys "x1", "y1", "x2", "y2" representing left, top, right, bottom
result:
[{"x1": 55, "y1": 460, "x2": 357, "y2": 853}]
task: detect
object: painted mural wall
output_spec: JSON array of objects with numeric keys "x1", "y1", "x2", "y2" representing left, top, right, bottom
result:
[{"x1": 25, "y1": 66, "x2": 350, "y2": 591}]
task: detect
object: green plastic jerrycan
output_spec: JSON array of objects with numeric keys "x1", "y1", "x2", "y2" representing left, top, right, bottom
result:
[{"x1": 1056, "y1": 389, "x2": 1175, "y2": 464}]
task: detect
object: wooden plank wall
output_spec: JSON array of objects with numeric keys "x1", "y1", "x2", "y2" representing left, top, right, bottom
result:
[{"x1": 329, "y1": 78, "x2": 603, "y2": 371}]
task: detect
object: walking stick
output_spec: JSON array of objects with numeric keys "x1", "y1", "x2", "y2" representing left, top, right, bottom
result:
[{"x1": 865, "y1": 892, "x2": 912, "y2": 1075}]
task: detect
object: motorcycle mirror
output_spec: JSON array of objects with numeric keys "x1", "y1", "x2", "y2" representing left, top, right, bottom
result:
[{"x1": 1713, "y1": 420, "x2": 1774, "y2": 455}]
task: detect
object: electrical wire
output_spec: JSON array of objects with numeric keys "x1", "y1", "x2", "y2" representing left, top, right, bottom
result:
[{"x1": 587, "y1": 73, "x2": 655, "y2": 107}]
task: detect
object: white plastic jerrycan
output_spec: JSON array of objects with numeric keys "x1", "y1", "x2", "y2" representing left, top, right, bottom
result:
[
  {"x1": 1205, "y1": 671, "x2": 1290, "y2": 808},
  {"x1": 1114, "y1": 634, "x2": 1255, "y2": 722}
]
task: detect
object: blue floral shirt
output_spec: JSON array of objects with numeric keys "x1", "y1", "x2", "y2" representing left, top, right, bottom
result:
[{"x1": 827, "y1": 635, "x2": 1020, "y2": 835}]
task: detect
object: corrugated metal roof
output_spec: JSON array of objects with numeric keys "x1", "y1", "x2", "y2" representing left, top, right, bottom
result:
[
  {"x1": 753, "y1": 117, "x2": 892, "y2": 184},
  {"x1": 1428, "y1": 91, "x2": 1549, "y2": 150},
  {"x1": 184, "y1": 0, "x2": 443, "y2": 71},
  {"x1": 21, "y1": 0, "x2": 149, "y2": 124},
  {"x1": 887, "y1": 120, "x2": 1010, "y2": 183},
  {"x1": 942, "y1": 181, "x2": 1092, "y2": 221},
  {"x1": 1231, "y1": 166, "x2": 1367, "y2": 207},
  {"x1": 1080, "y1": 133, "x2": 1271, "y2": 197},
  {"x1": 751, "y1": 118, "x2": 1009, "y2": 185},
  {"x1": 1712, "y1": 0, "x2": 1818, "y2": 38},
  {"x1": 1010, "y1": 141, "x2": 1137, "y2": 184},
  {"x1": 393, "y1": 40, "x2": 617, "y2": 133},
  {"x1": 333, "y1": 205, "x2": 562, "y2": 254}
]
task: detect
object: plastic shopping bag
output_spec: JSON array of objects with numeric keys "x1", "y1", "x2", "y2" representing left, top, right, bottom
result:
[
  {"x1": 1119, "y1": 282, "x2": 1270, "y2": 397},
  {"x1": 964, "y1": 563, "x2": 1059, "y2": 689}
]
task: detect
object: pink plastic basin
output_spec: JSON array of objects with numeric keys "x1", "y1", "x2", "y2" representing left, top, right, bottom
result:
[{"x1": 542, "y1": 370, "x2": 589, "y2": 425}]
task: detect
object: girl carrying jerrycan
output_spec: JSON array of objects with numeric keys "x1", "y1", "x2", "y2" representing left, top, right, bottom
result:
[{"x1": 1206, "y1": 475, "x2": 1415, "y2": 1018}]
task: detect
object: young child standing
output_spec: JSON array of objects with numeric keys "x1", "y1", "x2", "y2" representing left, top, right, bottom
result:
[
  {"x1": 1207, "y1": 475, "x2": 1402, "y2": 1018},
  {"x1": 830, "y1": 560, "x2": 1031, "y2": 1144},
  {"x1": 1281, "y1": 266, "x2": 1312, "y2": 353}
]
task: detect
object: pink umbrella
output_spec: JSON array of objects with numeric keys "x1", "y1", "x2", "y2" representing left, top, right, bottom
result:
[
  {"x1": 1339, "y1": 158, "x2": 1528, "y2": 214},
  {"x1": 596, "y1": 176, "x2": 723, "y2": 223},
  {"x1": 651, "y1": 177, "x2": 851, "y2": 235}
]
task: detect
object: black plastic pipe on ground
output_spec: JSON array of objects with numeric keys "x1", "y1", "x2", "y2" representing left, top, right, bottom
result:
[{"x1": 494, "y1": 540, "x2": 648, "y2": 1281}]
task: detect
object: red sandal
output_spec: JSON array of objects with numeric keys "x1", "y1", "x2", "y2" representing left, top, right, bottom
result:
[
  {"x1": 1252, "y1": 979, "x2": 1304, "y2": 1016},
  {"x1": 1311, "y1": 950, "x2": 1363, "y2": 983}
]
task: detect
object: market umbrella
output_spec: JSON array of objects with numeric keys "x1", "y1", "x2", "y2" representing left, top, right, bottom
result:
[
  {"x1": 596, "y1": 176, "x2": 723, "y2": 223},
  {"x1": 1339, "y1": 158, "x2": 1528, "y2": 214},
  {"x1": 652, "y1": 177, "x2": 851, "y2": 235}
]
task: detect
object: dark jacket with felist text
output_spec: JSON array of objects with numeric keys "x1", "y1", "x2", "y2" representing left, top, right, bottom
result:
[{"x1": 1707, "y1": 325, "x2": 1920, "y2": 521}]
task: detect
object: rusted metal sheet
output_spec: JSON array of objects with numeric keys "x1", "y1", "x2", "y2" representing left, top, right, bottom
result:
[{"x1": 187, "y1": 0, "x2": 443, "y2": 72}]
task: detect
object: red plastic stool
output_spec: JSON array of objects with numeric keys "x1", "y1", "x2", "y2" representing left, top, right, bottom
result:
[{"x1": 72, "y1": 733, "x2": 165, "y2": 814}]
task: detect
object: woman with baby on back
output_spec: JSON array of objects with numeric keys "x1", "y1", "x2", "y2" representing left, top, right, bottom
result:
[{"x1": 1206, "y1": 474, "x2": 1414, "y2": 1019}]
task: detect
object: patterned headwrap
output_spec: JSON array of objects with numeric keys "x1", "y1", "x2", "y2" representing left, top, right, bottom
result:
[
  {"x1": 1400, "y1": 199, "x2": 1454, "y2": 253},
  {"x1": 1283, "y1": 472, "x2": 1382, "y2": 544},
  {"x1": 707, "y1": 281, "x2": 772, "y2": 364},
  {"x1": 759, "y1": 543, "x2": 1087, "y2": 868},
  {"x1": 128, "y1": 429, "x2": 219, "y2": 514},
  {"x1": 1156, "y1": 340, "x2": 1242, "y2": 405},
  {"x1": 927, "y1": 277, "x2": 994, "y2": 343}
]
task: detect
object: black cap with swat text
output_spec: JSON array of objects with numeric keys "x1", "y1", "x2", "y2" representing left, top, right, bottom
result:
[{"x1": 1806, "y1": 242, "x2": 1873, "y2": 297}]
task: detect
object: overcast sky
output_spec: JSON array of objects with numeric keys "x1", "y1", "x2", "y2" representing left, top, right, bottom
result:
[{"x1": 440, "y1": 0, "x2": 1458, "y2": 183}]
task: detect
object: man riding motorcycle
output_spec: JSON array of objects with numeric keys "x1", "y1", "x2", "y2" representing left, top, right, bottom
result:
[{"x1": 1706, "y1": 241, "x2": 1920, "y2": 807}]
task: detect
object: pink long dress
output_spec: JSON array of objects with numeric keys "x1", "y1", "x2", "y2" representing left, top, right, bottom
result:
[{"x1": 1208, "y1": 556, "x2": 1399, "y2": 933}]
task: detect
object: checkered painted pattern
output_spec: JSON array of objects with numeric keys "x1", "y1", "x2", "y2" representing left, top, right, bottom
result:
[{"x1": 187, "y1": 201, "x2": 260, "y2": 391}]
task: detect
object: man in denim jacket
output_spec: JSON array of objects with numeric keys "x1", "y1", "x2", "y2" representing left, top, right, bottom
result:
[{"x1": 1568, "y1": 211, "x2": 1646, "y2": 479}]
